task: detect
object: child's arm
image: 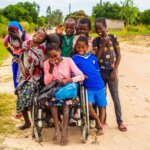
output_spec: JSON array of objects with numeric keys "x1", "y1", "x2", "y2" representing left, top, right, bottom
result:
[
  {"x1": 110, "y1": 36, "x2": 121, "y2": 82},
  {"x1": 3, "y1": 35, "x2": 13, "y2": 55},
  {"x1": 114, "y1": 36, "x2": 121, "y2": 71},
  {"x1": 69, "y1": 58, "x2": 85, "y2": 83},
  {"x1": 44, "y1": 59, "x2": 53, "y2": 85}
]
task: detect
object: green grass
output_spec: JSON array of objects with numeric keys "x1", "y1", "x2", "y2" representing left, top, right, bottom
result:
[
  {"x1": 90, "y1": 25, "x2": 150, "y2": 37},
  {"x1": 0, "y1": 93, "x2": 17, "y2": 135},
  {"x1": 0, "y1": 40, "x2": 10, "y2": 66}
]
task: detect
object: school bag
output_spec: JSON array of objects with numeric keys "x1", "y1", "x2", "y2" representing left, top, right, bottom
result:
[{"x1": 54, "y1": 83, "x2": 78, "y2": 101}]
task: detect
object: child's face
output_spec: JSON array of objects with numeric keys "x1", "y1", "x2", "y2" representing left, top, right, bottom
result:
[
  {"x1": 65, "y1": 23, "x2": 75, "y2": 36},
  {"x1": 8, "y1": 28, "x2": 19, "y2": 40},
  {"x1": 47, "y1": 50, "x2": 61, "y2": 65},
  {"x1": 76, "y1": 41, "x2": 88, "y2": 56},
  {"x1": 78, "y1": 24, "x2": 89, "y2": 37},
  {"x1": 95, "y1": 22, "x2": 107, "y2": 37},
  {"x1": 32, "y1": 30, "x2": 46, "y2": 44}
]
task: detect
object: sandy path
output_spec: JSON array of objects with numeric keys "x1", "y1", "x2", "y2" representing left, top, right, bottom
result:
[{"x1": 1, "y1": 36, "x2": 150, "y2": 150}]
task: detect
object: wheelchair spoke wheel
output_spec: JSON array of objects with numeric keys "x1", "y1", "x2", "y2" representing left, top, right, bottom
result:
[
  {"x1": 82, "y1": 125, "x2": 89, "y2": 143},
  {"x1": 32, "y1": 96, "x2": 42, "y2": 142}
]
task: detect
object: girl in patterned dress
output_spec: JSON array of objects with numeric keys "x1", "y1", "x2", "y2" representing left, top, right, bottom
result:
[{"x1": 16, "y1": 30, "x2": 47, "y2": 130}]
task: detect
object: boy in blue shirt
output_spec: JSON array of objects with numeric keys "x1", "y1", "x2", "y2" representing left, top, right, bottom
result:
[{"x1": 72, "y1": 36, "x2": 107, "y2": 135}]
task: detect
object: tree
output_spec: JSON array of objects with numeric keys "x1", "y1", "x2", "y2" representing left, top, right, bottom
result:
[
  {"x1": 65, "y1": 10, "x2": 88, "y2": 21},
  {"x1": 119, "y1": 0, "x2": 139, "y2": 26},
  {"x1": 1, "y1": 5, "x2": 29, "y2": 22},
  {"x1": 0, "y1": 15, "x2": 8, "y2": 24},
  {"x1": 37, "y1": 16, "x2": 46, "y2": 27},
  {"x1": 46, "y1": 6, "x2": 51, "y2": 27},
  {"x1": 46, "y1": 8, "x2": 63, "y2": 26},
  {"x1": 1, "y1": 2, "x2": 40, "y2": 23},
  {"x1": 140, "y1": 10, "x2": 150, "y2": 25},
  {"x1": 16, "y1": 2, "x2": 40, "y2": 23},
  {"x1": 92, "y1": 2, "x2": 122, "y2": 19}
]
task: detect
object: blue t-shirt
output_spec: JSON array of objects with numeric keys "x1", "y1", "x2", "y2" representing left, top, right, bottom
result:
[{"x1": 72, "y1": 54, "x2": 105, "y2": 91}]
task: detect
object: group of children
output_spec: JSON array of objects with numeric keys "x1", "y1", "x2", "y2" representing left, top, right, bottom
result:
[{"x1": 4, "y1": 17, "x2": 127, "y2": 146}]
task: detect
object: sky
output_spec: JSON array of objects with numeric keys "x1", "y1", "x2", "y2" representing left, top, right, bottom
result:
[{"x1": 0, "y1": 0, "x2": 149, "y2": 17}]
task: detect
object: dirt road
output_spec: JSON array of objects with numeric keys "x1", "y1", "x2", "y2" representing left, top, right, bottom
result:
[{"x1": 0, "y1": 35, "x2": 150, "y2": 150}]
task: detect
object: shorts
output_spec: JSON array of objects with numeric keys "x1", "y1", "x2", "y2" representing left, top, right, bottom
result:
[{"x1": 87, "y1": 88, "x2": 107, "y2": 107}]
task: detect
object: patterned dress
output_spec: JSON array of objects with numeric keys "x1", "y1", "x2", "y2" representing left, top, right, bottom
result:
[{"x1": 16, "y1": 40, "x2": 45, "y2": 113}]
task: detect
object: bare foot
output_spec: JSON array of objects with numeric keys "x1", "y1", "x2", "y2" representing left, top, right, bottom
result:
[
  {"x1": 96, "y1": 129, "x2": 104, "y2": 136},
  {"x1": 18, "y1": 122, "x2": 31, "y2": 130},
  {"x1": 61, "y1": 128, "x2": 68, "y2": 145},
  {"x1": 52, "y1": 130, "x2": 61, "y2": 143}
]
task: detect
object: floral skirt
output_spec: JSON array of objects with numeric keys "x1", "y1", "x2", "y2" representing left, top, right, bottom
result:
[
  {"x1": 48, "y1": 97, "x2": 79, "y2": 107},
  {"x1": 16, "y1": 81, "x2": 36, "y2": 113}
]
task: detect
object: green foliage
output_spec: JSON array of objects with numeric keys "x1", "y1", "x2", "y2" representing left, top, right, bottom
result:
[
  {"x1": 92, "y1": 2, "x2": 122, "y2": 20},
  {"x1": 1, "y1": 5, "x2": 29, "y2": 22},
  {"x1": 37, "y1": 16, "x2": 46, "y2": 27},
  {"x1": 90, "y1": 25, "x2": 150, "y2": 37},
  {"x1": 0, "y1": 15, "x2": 9, "y2": 24},
  {"x1": 46, "y1": 7, "x2": 63, "y2": 26},
  {"x1": 20, "y1": 21, "x2": 37, "y2": 32},
  {"x1": 0, "y1": 40, "x2": 9, "y2": 66},
  {"x1": 65, "y1": 10, "x2": 88, "y2": 21},
  {"x1": 140, "y1": 10, "x2": 150, "y2": 25},
  {"x1": 0, "y1": 93, "x2": 17, "y2": 135},
  {"x1": 119, "y1": 0, "x2": 139, "y2": 26},
  {"x1": 1, "y1": 2, "x2": 39, "y2": 23},
  {"x1": 16, "y1": 2, "x2": 40, "y2": 23},
  {"x1": 0, "y1": 24, "x2": 7, "y2": 38}
]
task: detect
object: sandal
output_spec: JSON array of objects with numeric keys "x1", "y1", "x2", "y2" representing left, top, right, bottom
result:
[{"x1": 118, "y1": 123, "x2": 127, "y2": 132}]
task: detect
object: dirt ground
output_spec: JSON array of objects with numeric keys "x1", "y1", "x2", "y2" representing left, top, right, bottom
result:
[{"x1": 0, "y1": 35, "x2": 150, "y2": 150}]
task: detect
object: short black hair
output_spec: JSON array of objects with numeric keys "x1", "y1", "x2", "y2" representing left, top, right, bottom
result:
[
  {"x1": 46, "y1": 43, "x2": 60, "y2": 54},
  {"x1": 46, "y1": 33, "x2": 60, "y2": 45},
  {"x1": 95, "y1": 17, "x2": 107, "y2": 27},
  {"x1": 72, "y1": 36, "x2": 88, "y2": 55},
  {"x1": 79, "y1": 17, "x2": 92, "y2": 30}
]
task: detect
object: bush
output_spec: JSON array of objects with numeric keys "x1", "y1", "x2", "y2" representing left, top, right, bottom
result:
[
  {"x1": 0, "y1": 24, "x2": 7, "y2": 38},
  {"x1": 20, "y1": 21, "x2": 37, "y2": 33}
]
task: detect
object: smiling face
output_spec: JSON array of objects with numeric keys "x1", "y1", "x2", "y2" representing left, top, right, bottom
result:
[
  {"x1": 95, "y1": 22, "x2": 107, "y2": 37},
  {"x1": 76, "y1": 41, "x2": 88, "y2": 56},
  {"x1": 78, "y1": 24, "x2": 90, "y2": 37},
  {"x1": 47, "y1": 49, "x2": 61, "y2": 65},
  {"x1": 65, "y1": 22, "x2": 75, "y2": 36},
  {"x1": 32, "y1": 30, "x2": 46, "y2": 44}
]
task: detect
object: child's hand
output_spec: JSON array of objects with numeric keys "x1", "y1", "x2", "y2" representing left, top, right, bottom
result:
[
  {"x1": 21, "y1": 66, "x2": 30, "y2": 77},
  {"x1": 60, "y1": 78, "x2": 72, "y2": 86},
  {"x1": 109, "y1": 70, "x2": 116, "y2": 83},
  {"x1": 49, "y1": 58, "x2": 55, "y2": 65},
  {"x1": 90, "y1": 50, "x2": 96, "y2": 55},
  {"x1": 101, "y1": 35, "x2": 109, "y2": 47}
]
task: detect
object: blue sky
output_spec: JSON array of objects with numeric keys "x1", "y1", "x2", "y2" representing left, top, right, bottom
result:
[{"x1": 0, "y1": 0, "x2": 149, "y2": 17}]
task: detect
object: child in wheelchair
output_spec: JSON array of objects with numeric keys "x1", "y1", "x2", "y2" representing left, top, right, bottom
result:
[{"x1": 43, "y1": 43, "x2": 84, "y2": 145}]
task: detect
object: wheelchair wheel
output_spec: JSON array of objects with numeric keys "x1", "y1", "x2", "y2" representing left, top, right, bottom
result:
[
  {"x1": 82, "y1": 125, "x2": 89, "y2": 143},
  {"x1": 32, "y1": 96, "x2": 43, "y2": 142}
]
